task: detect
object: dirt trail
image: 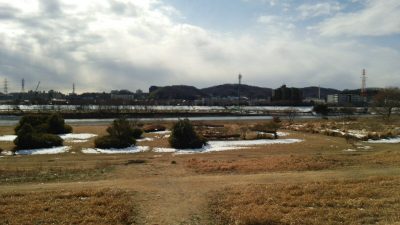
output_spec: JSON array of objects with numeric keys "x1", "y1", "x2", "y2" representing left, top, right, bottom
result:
[{"x1": 2, "y1": 165, "x2": 400, "y2": 225}]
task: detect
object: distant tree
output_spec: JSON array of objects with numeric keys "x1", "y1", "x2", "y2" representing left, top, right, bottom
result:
[
  {"x1": 313, "y1": 104, "x2": 329, "y2": 117},
  {"x1": 169, "y1": 119, "x2": 207, "y2": 149},
  {"x1": 286, "y1": 107, "x2": 298, "y2": 124},
  {"x1": 373, "y1": 88, "x2": 400, "y2": 120}
]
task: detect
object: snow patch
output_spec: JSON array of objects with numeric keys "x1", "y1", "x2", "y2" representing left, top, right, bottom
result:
[
  {"x1": 15, "y1": 146, "x2": 71, "y2": 155},
  {"x1": 0, "y1": 135, "x2": 17, "y2": 141},
  {"x1": 0, "y1": 133, "x2": 98, "y2": 143},
  {"x1": 82, "y1": 146, "x2": 149, "y2": 154},
  {"x1": 152, "y1": 130, "x2": 171, "y2": 135},
  {"x1": 277, "y1": 132, "x2": 290, "y2": 137},
  {"x1": 367, "y1": 137, "x2": 400, "y2": 144},
  {"x1": 153, "y1": 138, "x2": 303, "y2": 154},
  {"x1": 137, "y1": 137, "x2": 154, "y2": 142},
  {"x1": 60, "y1": 133, "x2": 97, "y2": 142}
]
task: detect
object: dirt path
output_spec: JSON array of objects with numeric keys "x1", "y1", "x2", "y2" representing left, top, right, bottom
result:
[{"x1": 2, "y1": 165, "x2": 399, "y2": 225}]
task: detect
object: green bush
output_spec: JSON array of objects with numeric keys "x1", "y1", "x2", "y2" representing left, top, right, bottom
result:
[
  {"x1": 15, "y1": 113, "x2": 72, "y2": 134},
  {"x1": 169, "y1": 119, "x2": 207, "y2": 149},
  {"x1": 13, "y1": 114, "x2": 69, "y2": 150},
  {"x1": 106, "y1": 118, "x2": 143, "y2": 139},
  {"x1": 47, "y1": 113, "x2": 73, "y2": 134},
  {"x1": 14, "y1": 124, "x2": 63, "y2": 149},
  {"x1": 94, "y1": 136, "x2": 135, "y2": 149},
  {"x1": 94, "y1": 118, "x2": 141, "y2": 149},
  {"x1": 15, "y1": 115, "x2": 48, "y2": 133}
]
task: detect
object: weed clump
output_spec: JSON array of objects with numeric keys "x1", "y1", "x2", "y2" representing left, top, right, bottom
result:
[{"x1": 169, "y1": 119, "x2": 207, "y2": 149}]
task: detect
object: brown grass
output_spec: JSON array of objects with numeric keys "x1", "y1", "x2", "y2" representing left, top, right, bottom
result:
[
  {"x1": 0, "y1": 189, "x2": 138, "y2": 225},
  {"x1": 0, "y1": 166, "x2": 112, "y2": 184},
  {"x1": 209, "y1": 177, "x2": 400, "y2": 225},
  {"x1": 186, "y1": 155, "x2": 345, "y2": 174}
]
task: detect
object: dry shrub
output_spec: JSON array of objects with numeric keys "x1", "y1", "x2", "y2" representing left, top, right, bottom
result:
[
  {"x1": 209, "y1": 177, "x2": 400, "y2": 225},
  {"x1": 0, "y1": 189, "x2": 138, "y2": 225}
]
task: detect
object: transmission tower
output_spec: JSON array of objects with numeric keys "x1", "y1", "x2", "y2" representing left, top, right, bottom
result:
[
  {"x1": 361, "y1": 69, "x2": 367, "y2": 97},
  {"x1": 361, "y1": 69, "x2": 367, "y2": 103},
  {"x1": 73, "y1": 83, "x2": 76, "y2": 95}
]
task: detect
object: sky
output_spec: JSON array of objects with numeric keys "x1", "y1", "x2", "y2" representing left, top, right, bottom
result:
[{"x1": 0, "y1": 0, "x2": 399, "y2": 93}]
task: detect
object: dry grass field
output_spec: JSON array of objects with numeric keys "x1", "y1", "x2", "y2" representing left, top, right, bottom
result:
[{"x1": 0, "y1": 118, "x2": 399, "y2": 224}]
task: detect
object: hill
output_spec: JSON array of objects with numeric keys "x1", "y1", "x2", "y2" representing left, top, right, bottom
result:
[
  {"x1": 149, "y1": 85, "x2": 207, "y2": 100},
  {"x1": 202, "y1": 84, "x2": 272, "y2": 99}
]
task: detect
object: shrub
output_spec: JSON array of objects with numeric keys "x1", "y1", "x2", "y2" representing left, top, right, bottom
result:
[
  {"x1": 47, "y1": 113, "x2": 73, "y2": 134},
  {"x1": 94, "y1": 136, "x2": 135, "y2": 149},
  {"x1": 94, "y1": 118, "x2": 140, "y2": 149},
  {"x1": 106, "y1": 118, "x2": 143, "y2": 139},
  {"x1": 15, "y1": 115, "x2": 48, "y2": 134},
  {"x1": 13, "y1": 114, "x2": 69, "y2": 150},
  {"x1": 14, "y1": 124, "x2": 63, "y2": 149},
  {"x1": 169, "y1": 119, "x2": 207, "y2": 149},
  {"x1": 15, "y1": 113, "x2": 72, "y2": 134}
]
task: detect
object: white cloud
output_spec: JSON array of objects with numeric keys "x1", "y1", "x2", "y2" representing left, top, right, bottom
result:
[
  {"x1": 0, "y1": 0, "x2": 399, "y2": 93},
  {"x1": 317, "y1": 0, "x2": 400, "y2": 36},
  {"x1": 297, "y1": 2, "x2": 342, "y2": 19}
]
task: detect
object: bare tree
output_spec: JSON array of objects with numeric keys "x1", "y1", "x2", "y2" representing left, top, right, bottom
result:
[
  {"x1": 286, "y1": 107, "x2": 298, "y2": 124},
  {"x1": 372, "y1": 88, "x2": 400, "y2": 120}
]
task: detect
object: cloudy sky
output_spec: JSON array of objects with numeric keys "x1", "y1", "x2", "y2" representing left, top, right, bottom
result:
[{"x1": 0, "y1": 0, "x2": 399, "y2": 93}]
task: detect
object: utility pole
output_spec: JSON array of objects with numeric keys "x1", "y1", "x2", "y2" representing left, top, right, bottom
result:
[
  {"x1": 238, "y1": 74, "x2": 242, "y2": 109},
  {"x1": 73, "y1": 83, "x2": 76, "y2": 95},
  {"x1": 21, "y1": 78, "x2": 25, "y2": 93},
  {"x1": 318, "y1": 86, "x2": 321, "y2": 99}
]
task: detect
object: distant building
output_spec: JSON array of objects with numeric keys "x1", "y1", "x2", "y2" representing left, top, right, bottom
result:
[
  {"x1": 111, "y1": 90, "x2": 135, "y2": 100},
  {"x1": 303, "y1": 97, "x2": 326, "y2": 105},
  {"x1": 272, "y1": 85, "x2": 302, "y2": 103},
  {"x1": 327, "y1": 94, "x2": 364, "y2": 105}
]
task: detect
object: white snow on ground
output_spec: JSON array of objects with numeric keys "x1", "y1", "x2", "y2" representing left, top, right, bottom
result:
[
  {"x1": 153, "y1": 148, "x2": 177, "y2": 153},
  {"x1": 152, "y1": 130, "x2": 171, "y2": 135},
  {"x1": 367, "y1": 137, "x2": 400, "y2": 144},
  {"x1": 0, "y1": 135, "x2": 17, "y2": 141},
  {"x1": 137, "y1": 137, "x2": 154, "y2": 142},
  {"x1": 1, "y1": 151, "x2": 13, "y2": 156},
  {"x1": 347, "y1": 130, "x2": 368, "y2": 139},
  {"x1": 15, "y1": 146, "x2": 71, "y2": 155},
  {"x1": 0, "y1": 133, "x2": 98, "y2": 142},
  {"x1": 153, "y1": 138, "x2": 303, "y2": 154},
  {"x1": 277, "y1": 132, "x2": 289, "y2": 137},
  {"x1": 82, "y1": 146, "x2": 150, "y2": 154},
  {"x1": 59, "y1": 133, "x2": 97, "y2": 142}
]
